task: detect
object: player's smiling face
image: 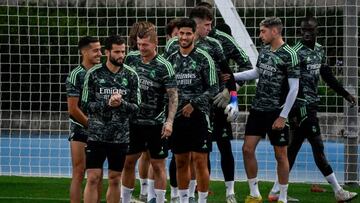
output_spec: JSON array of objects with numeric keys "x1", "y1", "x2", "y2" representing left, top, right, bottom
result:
[
  {"x1": 83, "y1": 42, "x2": 102, "y2": 65},
  {"x1": 137, "y1": 36, "x2": 157, "y2": 58},
  {"x1": 107, "y1": 43, "x2": 126, "y2": 66},
  {"x1": 178, "y1": 27, "x2": 195, "y2": 49}
]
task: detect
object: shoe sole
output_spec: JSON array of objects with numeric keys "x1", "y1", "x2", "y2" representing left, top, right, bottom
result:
[
  {"x1": 337, "y1": 193, "x2": 358, "y2": 203},
  {"x1": 268, "y1": 195, "x2": 299, "y2": 202}
]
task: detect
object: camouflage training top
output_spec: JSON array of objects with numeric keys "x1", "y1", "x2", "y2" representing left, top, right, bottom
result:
[
  {"x1": 125, "y1": 51, "x2": 177, "y2": 125},
  {"x1": 81, "y1": 63, "x2": 141, "y2": 144},
  {"x1": 65, "y1": 64, "x2": 89, "y2": 135},
  {"x1": 252, "y1": 43, "x2": 300, "y2": 111},
  {"x1": 165, "y1": 36, "x2": 225, "y2": 68},
  {"x1": 292, "y1": 41, "x2": 326, "y2": 106},
  {"x1": 209, "y1": 28, "x2": 253, "y2": 71},
  {"x1": 166, "y1": 47, "x2": 218, "y2": 116}
]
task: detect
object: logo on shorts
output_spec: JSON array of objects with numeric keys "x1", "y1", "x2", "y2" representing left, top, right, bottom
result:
[
  {"x1": 202, "y1": 144, "x2": 208, "y2": 149},
  {"x1": 279, "y1": 133, "x2": 286, "y2": 142},
  {"x1": 312, "y1": 126, "x2": 317, "y2": 133},
  {"x1": 158, "y1": 150, "x2": 164, "y2": 155}
]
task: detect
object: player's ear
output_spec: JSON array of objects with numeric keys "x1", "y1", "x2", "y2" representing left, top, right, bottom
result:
[
  {"x1": 80, "y1": 48, "x2": 86, "y2": 57},
  {"x1": 104, "y1": 49, "x2": 110, "y2": 56}
]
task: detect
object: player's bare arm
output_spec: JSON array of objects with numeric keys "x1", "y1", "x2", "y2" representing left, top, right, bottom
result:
[
  {"x1": 162, "y1": 87, "x2": 178, "y2": 137},
  {"x1": 67, "y1": 97, "x2": 88, "y2": 127}
]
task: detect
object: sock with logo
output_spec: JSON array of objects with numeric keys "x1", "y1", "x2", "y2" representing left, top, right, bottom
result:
[
  {"x1": 248, "y1": 177, "x2": 261, "y2": 197},
  {"x1": 325, "y1": 173, "x2": 341, "y2": 193},
  {"x1": 225, "y1": 181, "x2": 235, "y2": 196},
  {"x1": 140, "y1": 178, "x2": 148, "y2": 196},
  {"x1": 179, "y1": 189, "x2": 189, "y2": 203}
]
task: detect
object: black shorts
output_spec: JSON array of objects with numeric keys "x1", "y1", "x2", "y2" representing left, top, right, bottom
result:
[
  {"x1": 211, "y1": 107, "x2": 233, "y2": 141},
  {"x1": 86, "y1": 141, "x2": 127, "y2": 172},
  {"x1": 128, "y1": 124, "x2": 168, "y2": 159},
  {"x1": 245, "y1": 109, "x2": 289, "y2": 146},
  {"x1": 289, "y1": 105, "x2": 321, "y2": 138},
  {"x1": 68, "y1": 132, "x2": 87, "y2": 143},
  {"x1": 171, "y1": 109, "x2": 212, "y2": 154}
]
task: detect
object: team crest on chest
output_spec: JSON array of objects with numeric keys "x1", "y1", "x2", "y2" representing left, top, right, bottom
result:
[
  {"x1": 99, "y1": 79, "x2": 106, "y2": 84},
  {"x1": 191, "y1": 61, "x2": 197, "y2": 69},
  {"x1": 121, "y1": 78, "x2": 128, "y2": 86},
  {"x1": 149, "y1": 69, "x2": 156, "y2": 79}
]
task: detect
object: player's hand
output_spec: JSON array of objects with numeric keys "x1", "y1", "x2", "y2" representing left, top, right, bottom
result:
[
  {"x1": 345, "y1": 94, "x2": 356, "y2": 107},
  {"x1": 220, "y1": 73, "x2": 231, "y2": 82},
  {"x1": 108, "y1": 93, "x2": 122, "y2": 107},
  {"x1": 272, "y1": 116, "x2": 286, "y2": 130},
  {"x1": 213, "y1": 88, "x2": 230, "y2": 108},
  {"x1": 224, "y1": 91, "x2": 239, "y2": 122},
  {"x1": 161, "y1": 122, "x2": 173, "y2": 138},
  {"x1": 182, "y1": 103, "x2": 194, "y2": 117}
]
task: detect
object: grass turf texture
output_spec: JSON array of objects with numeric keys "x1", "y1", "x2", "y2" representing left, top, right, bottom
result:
[{"x1": 0, "y1": 176, "x2": 358, "y2": 203}]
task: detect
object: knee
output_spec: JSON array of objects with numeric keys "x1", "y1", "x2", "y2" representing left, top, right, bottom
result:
[
  {"x1": 242, "y1": 145, "x2": 255, "y2": 158},
  {"x1": 192, "y1": 154, "x2": 207, "y2": 169},
  {"x1": 176, "y1": 158, "x2": 189, "y2": 170},
  {"x1": 150, "y1": 162, "x2": 164, "y2": 174},
  {"x1": 275, "y1": 152, "x2": 288, "y2": 163},
  {"x1": 87, "y1": 173, "x2": 101, "y2": 186},
  {"x1": 108, "y1": 176, "x2": 121, "y2": 187}
]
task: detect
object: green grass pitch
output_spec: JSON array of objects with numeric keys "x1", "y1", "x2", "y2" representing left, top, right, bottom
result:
[{"x1": 0, "y1": 176, "x2": 358, "y2": 202}]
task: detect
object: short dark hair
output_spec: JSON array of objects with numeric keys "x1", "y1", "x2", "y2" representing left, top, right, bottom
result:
[
  {"x1": 177, "y1": 18, "x2": 197, "y2": 33},
  {"x1": 196, "y1": 1, "x2": 212, "y2": 9},
  {"x1": 78, "y1": 36, "x2": 99, "y2": 50},
  {"x1": 301, "y1": 16, "x2": 318, "y2": 27},
  {"x1": 166, "y1": 18, "x2": 180, "y2": 36},
  {"x1": 104, "y1": 35, "x2": 126, "y2": 50},
  {"x1": 259, "y1": 17, "x2": 283, "y2": 33},
  {"x1": 189, "y1": 6, "x2": 213, "y2": 21}
]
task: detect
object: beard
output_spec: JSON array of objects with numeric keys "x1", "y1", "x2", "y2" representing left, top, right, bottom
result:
[{"x1": 109, "y1": 56, "x2": 123, "y2": 66}]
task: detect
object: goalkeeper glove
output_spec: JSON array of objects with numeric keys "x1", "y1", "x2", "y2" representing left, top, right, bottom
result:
[
  {"x1": 213, "y1": 88, "x2": 230, "y2": 108},
  {"x1": 213, "y1": 84, "x2": 241, "y2": 108},
  {"x1": 224, "y1": 91, "x2": 239, "y2": 122}
]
